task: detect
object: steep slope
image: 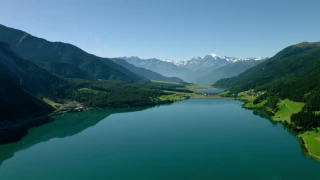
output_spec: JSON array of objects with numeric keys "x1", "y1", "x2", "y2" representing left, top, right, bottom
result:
[
  {"x1": 39, "y1": 62, "x2": 89, "y2": 79},
  {"x1": 0, "y1": 42, "x2": 70, "y2": 98},
  {"x1": 0, "y1": 42, "x2": 56, "y2": 127},
  {"x1": 195, "y1": 60, "x2": 262, "y2": 85},
  {"x1": 111, "y1": 58, "x2": 185, "y2": 83},
  {"x1": 0, "y1": 68, "x2": 54, "y2": 122},
  {"x1": 0, "y1": 24, "x2": 145, "y2": 82},
  {"x1": 214, "y1": 42, "x2": 320, "y2": 93}
]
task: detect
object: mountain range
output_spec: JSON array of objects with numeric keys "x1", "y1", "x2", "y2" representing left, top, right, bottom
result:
[
  {"x1": 165, "y1": 53, "x2": 264, "y2": 72},
  {"x1": 121, "y1": 54, "x2": 265, "y2": 83},
  {"x1": 1, "y1": 31, "x2": 261, "y2": 85},
  {"x1": 194, "y1": 59, "x2": 262, "y2": 85},
  {"x1": 120, "y1": 56, "x2": 191, "y2": 78},
  {"x1": 110, "y1": 58, "x2": 185, "y2": 83},
  {"x1": 0, "y1": 24, "x2": 185, "y2": 83}
]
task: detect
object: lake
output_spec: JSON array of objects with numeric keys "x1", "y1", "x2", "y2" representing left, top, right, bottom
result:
[{"x1": 0, "y1": 99, "x2": 319, "y2": 179}]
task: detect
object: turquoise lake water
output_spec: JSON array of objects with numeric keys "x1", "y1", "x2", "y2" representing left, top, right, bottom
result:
[{"x1": 0, "y1": 99, "x2": 319, "y2": 179}]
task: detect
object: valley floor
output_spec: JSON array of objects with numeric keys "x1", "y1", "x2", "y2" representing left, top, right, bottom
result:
[
  {"x1": 151, "y1": 80, "x2": 216, "y2": 101},
  {"x1": 45, "y1": 81, "x2": 216, "y2": 114}
]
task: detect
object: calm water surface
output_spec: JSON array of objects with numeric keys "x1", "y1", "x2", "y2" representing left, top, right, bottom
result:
[{"x1": 0, "y1": 99, "x2": 319, "y2": 180}]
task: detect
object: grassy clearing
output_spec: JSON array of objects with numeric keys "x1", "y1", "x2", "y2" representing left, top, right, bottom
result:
[
  {"x1": 236, "y1": 90, "x2": 304, "y2": 123},
  {"x1": 157, "y1": 81, "x2": 218, "y2": 100},
  {"x1": 233, "y1": 90, "x2": 317, "y2": 161},
  {"x1": 43, "y1": 98, "x2": 62, "y2": 109},
  {"x1": 188, "y1": 93, "x2": 220, "y2": 99},
  {"x1": 237, "y1": 90, "x2": 257, "y2": 101},
  {"x1": 234, "y1": 91, "x2": 304, "y2": 123},
  {"x1": 78, "y1": 88, "x2": 101, "y2": 94},
  {"x1": 151, "y1": 80, "x2": 181, "y2": 85},
  {"x1": 298, "y1": 129, "x2": 320, "y2": 159},
  {"x1": 185, "y1": 84, "x2": 212, "y2": 91},
  {"x1": 156, "y1": 91, "x2": 217, "y2": 101},
  {"x1": 244, "y1": 100, "x2": 267, "y2": 109},
  {"x1": 272, "y1": 99, "x2": 305, "y2": 122},
  {"x1": 152, "y1": 80, "x2": 212, "y2": 92},
  {"x1": 152, "y1": 80, "x2": 215, "y2": 99},
  {"x1": 157, "y1": 94, "x2": 187, "y2": 101},
  {"x1": 219, "y1": 90, "x2": 230, "y2": 96}
]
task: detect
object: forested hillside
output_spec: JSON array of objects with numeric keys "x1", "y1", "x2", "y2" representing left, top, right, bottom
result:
[
  {"x1": 0, "y1": 41, "x2": 185, "y2": 115},
  {"x1": 0, "y1": 42, "x2": 70, "y2": 98},
  {"x1": 215, "y1": 42, "x2": 320, "y2": 129},
  {"x1": 0, "y1": 24, "x2": 145, "y2": 82},
  {"x1": 0, "y1": 42, "x2": 55, "y2": 125},
  {"x1": 39, "y1": 62, "x2": 89, "y2": 79}
]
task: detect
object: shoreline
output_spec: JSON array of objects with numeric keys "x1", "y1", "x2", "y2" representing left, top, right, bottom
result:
[
  {"x1": 0, "y1": 98, "x2": 179, "y2": 145},
  {"x1": 2, "y1": 94, "x2": 319, "y2": 162},
  {"x1": 297, "y1": 133, "x2": 320, "y2": 162},
  {"x1": 229, "y1": 93, "x2": 320, "y2": 162},
  {"x1": 0, "y1": 88, "x2": 206, "y2": 145},
  {"x1": 302, "y1": 138, "x2": 320, "y2": 161}
]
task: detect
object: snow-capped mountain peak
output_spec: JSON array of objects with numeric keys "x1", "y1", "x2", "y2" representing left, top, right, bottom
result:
[
  {"x1": 209, "y1": 53, "x2": 218, "y2": 57},
  {"x1": 123, "y1": 53, "x2": 266, "y2": 74},
  {"x1": 164, "y1": 59, "x2": 188, "y2": 66},
  {"x1": 254, "y1": 57, "x2": 265, "y2": 61},
  {"x1": 164, "y1": 53, "x2": 266, "y2": 72}
]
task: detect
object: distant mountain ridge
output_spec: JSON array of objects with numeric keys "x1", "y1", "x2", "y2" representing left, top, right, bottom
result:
[
  {"x1": 110, "y1": 58, "x2": 185, "y2": 83},
  {"x1": 120, "y1": 56, "x2": 191, "y2": 78},
  {"x1": 194, "y1": 59, "x2": 262, "y2": 85},
  {"x1": 165, "y1": 53, "x2": 265, "y2": 72},
  {"x1": 121, "y1": 54, "x2": 265, "y2": 83}
]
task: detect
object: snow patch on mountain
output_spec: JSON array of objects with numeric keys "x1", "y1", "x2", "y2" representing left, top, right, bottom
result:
[{"x1": 164, "y1": 53, "x2": 266, "y2": 72}]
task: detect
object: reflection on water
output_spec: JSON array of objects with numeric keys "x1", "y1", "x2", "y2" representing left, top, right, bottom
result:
[
  {"x1": 252, "y1": 109, "x2": 274, "y2": 122},
  {"x1": 0, "y1": 99, "x2": 319, "y2": 180},
  {"x1": 251, "y1": 108, "x2": 297, "y2": 136},
  {"x1": 0, "y1": 107, "x2": 151, "y2": 166}
]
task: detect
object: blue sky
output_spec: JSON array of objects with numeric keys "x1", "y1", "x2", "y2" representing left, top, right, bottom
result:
[{"x1": 1, "y1": 0, "x2": 319, "y2": 60}]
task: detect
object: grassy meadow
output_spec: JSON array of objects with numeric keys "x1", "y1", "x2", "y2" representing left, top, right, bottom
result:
[
  {"x1": 298, "y1": 129, "x2": 320, "y2": 160},
  {"x1": 271, "y1": 99, "x2": 305, "y2": 123}
]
